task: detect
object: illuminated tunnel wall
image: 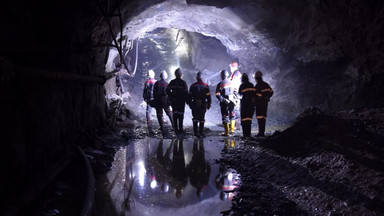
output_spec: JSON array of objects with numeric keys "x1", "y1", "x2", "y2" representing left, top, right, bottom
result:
[
  {"x1": 104, "y1": 0, "x2": 384, "y2": 125},
  {"x1": 1, "y1": 0, "x2": 383, "y2": 210}
]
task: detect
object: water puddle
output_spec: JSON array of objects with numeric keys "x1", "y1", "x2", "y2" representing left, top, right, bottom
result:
[{"x1": 94, "y1": 138, "x2": 241, "y2": 216}]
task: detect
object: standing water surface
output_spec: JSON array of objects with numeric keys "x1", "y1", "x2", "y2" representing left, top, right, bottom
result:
[{"x1": 94, "y1": 138, "x2": 241, "y2": 216}]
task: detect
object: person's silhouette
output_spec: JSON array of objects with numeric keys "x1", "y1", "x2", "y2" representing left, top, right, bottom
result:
[
  {"x1": 187, "y1": 139, "x2": 211, "y2": 198},
  {"x1": 169, "y1": 139, "x2": 188, "y2": 199}
]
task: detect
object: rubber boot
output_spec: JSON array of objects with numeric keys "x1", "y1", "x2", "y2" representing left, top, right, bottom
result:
[
  {"x1": 257, "y1": 119, "x2": 265, "y2": 136},
  {"x1": 157, "y1": 115, "x2": 164, "y2": 132},
  {"x1": 178, "y1": 118, "x2": 183, "y2": 134},
  {"x1": 173, "y1": 114, "x2": 178, "y2": 134},
  {"x1": 168, "y1": 114, "x2": 174, "y2": 129},
  {"x1": 146, "y1": 112, "x2": 152, "y2": 125},
  {"x1": 193, "y1": 121, "x2": 198, "y2": 137},
  {"x1": 241, "y1": 122, "x2": 247, "y2": 138},
  {"x1": 243, "y1": 121, "x2": 251, "y2": 138},
  {"x1": 221, "y1": 123, "x2": 230, "y2": 136},
  {"x1": 230, "y1": 120, "x2": 236, "y2": 134},
  {"x1": 199, "y1": 121, "x2": 205, "y2": 136},
  {"x1": 236, "y1": 119, "x2": 241, "y2": 130}
]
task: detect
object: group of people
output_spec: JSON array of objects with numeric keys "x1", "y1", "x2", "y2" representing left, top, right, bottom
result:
[{"x1": 143, "y1": 61, "x2": 273, "y2": 138}]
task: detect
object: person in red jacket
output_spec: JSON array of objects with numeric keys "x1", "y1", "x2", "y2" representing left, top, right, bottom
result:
[
  {"x1": 188, "y1": 71, "x2": 211, "y2": 137},
  {"x1": 166, "y1": 68, "x2": 188, "y2": 135},
  {"x1": 143, "y1": 70, "x2": 156, "y2": 126},
  {"x1": 153, "y1": 70, "x2": 173, "y2": 133}
]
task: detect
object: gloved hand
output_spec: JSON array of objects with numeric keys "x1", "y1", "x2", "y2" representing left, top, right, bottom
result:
[
  {"x1": 223, "y1": 98, "x2": 231, "y2": 104},
  {"x1": 207, "y1": 104, "x2": 211, "y2": 110}
]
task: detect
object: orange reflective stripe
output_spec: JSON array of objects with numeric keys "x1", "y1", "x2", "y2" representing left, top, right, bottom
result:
[
  {"x1": 261, "y1": 88, "x2": 272, "y2": 92},
  {"x1": 256, "y1": 116, "x2": 266, "y2": 119},
  {"x1": 220, "y1": 83, "x2": 231, "y2": 90},
  {"x1": 241, "y1": 88, "x2": 256, "y2": 93},
  {"x1": 241, "y1": 117, "x2": 252, "y2": 121},
  {"x1": 206, "y1": 93, "x2": 211, "y2": 96},
  {"x1": 256, "y1": 93, "x2": 262, "y2": 97}
]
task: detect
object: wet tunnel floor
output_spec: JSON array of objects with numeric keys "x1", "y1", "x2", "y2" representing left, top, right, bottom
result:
[
  {"x1": 93, "y1": 137, "x2": 241, "y2": 216},
  {"x1": 92, "y1": 120, "x2": 384, "y2": 216}
]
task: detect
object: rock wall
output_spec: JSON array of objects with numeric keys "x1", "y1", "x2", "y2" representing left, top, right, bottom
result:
[{"x1": 0, "y1": 0, "x2": 110, "y2": 204}]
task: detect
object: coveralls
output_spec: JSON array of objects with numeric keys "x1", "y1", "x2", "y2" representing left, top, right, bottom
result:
[
  {"x1": 166, "y1": 77, "x2": 188, "y2": 134},
  {"x1": 254, "y1": 80, "x2": 274, "y2": 136},
  {"x1": 188, "y1": 80, "x2": 211, "y2": 136},
  {"x1": 143, "y1": 78, "x2": 156, "y2": 125},
  {"x1": 238, "y1": 81, "x2": 255, "y2": 138},
  {"x1": 230, "y1": 69, "x2": 242, "y2": 130},
  {"x1": 153, "y1": 78, "x2": 173, "y2": 131},
  {"x1": 216, "y1": 78, "x2": 235, "y2": 125}
]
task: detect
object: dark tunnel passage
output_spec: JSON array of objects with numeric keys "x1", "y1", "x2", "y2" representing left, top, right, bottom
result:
[{"x1": 1, "y1": 0, "x2": 384, "y2": 215}]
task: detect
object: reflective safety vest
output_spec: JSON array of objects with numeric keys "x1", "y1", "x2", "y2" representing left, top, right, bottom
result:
[{"x1": 215, "y1": 79, "x2": 234, "y2": 102}]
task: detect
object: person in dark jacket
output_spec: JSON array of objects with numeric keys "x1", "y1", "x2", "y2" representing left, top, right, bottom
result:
[
  {"x1": 254, "y1": 71, "x2": 274, "y2": 136},
  {"x1": 238, "y1": 73, "x2": 255, "y2": 139},
  {"x1": 166, "y1": 68, "x2": 188, "y2": 134},
  {"x1": 143, "y1": 70, "x2": 157, "y2": 126},
  {"x1": 216, "y1": 70, "x2": 235, "y2": 136},
  {"x1": 188, "y1": 71, "x2": 211, "y2": 137},
  {"x1": 153, "y1": 70, "x2": 173, "y2": 132}
]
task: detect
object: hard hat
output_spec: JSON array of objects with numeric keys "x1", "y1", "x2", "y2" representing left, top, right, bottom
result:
[
  {"x1": 196, "y1": 71, "x2": 203, "y2": 79},
  {"x1": 241, "y1": 73, "x2": 249, "y2": 83},
  {"x1": 230, "y1": 61, "x2": 239, "y2": 68},
  {"x1": 148, "y1": 70, "x2": 155, "y2": 79},
  {"x1": 220, "y1": 70, "x2": 229, "y2": 79},
  {"x1": 174, "y1": 68, "x2": 182, "y2": 77},
  {"x1": 160, "y1": 70, "x2": 168, "y2": 80},
  {"x1": 255, "y1": 71, "x2": 263, "y2": 77}
]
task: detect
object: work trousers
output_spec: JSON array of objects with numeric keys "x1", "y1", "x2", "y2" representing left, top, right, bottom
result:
[
  {"x1": 191, "y1": 100, "x2": 207, "y2": 122},
  {"x1": 220, "y1": 101, "x2": 235, "y2": 124}
]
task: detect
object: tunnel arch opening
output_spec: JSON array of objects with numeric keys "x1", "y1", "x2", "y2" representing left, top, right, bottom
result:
[{"x1": 104, "y1": 1, "x2": 297, "y2": 127}]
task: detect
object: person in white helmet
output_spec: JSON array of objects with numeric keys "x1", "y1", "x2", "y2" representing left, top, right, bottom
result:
[
  {"x1": 229, "y1": 61, "x2": 242, "y2": 133},
  {"x1": 215, "y1": 70, "x2": 235, "y2": 136},
  {"x1": 187, "y1": 71, "x2": 211, "y2": 137},
  {"x1": 166, "y1": 68, "x2": 188, "y2": 135},
  {"x1": 143, "y1": 70, "x2": 157, "y2": 127},
  {"x1": 153, "y1": 70, "x2": 174, "y2": 133}
]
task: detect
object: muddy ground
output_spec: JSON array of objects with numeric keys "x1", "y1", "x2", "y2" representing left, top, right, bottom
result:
[
  {"x1": 88, "y1": 107, "x2": 384, "y2": 216},
  {"x1": 218, "y1": 108, "x2": 384, "y2": 216}
]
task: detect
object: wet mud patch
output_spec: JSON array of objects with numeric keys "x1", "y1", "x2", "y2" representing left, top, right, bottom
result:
[{"x1": 218, "y1": 108, "x2": 384, "y2": 215}]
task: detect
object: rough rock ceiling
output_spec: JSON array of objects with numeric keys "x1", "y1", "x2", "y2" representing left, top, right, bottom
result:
[{"x1": 104, "y1": 0, "x2": 384, "y2": 112}]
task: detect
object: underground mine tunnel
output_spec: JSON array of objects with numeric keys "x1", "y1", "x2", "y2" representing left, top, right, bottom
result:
[{"x1": 1, "y1": 0, "x2": 384, "y2": 215}]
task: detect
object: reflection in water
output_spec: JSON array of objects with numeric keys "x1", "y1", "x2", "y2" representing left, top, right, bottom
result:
[
  {"x1": 215, "y1": 166, "x2": 240, "y2": 201},
  {"x1": 217, "y1": 137, "x2": 241, "y2": 201},
  {"x1": 224, "y1": 137, "x2": 236, "y2": 149},
  {"x1": 155, "y1": 139, "x2": 172, "y2": 193},
  {"x1": 96, "y1": 138, "x2": 241, "y2": 216},
  {"x1": 170, "y1": 139, "x2": 188, "y2": 199},
  {"x1": 187, "y1": 139, "x2": 211, "y2": 198}
]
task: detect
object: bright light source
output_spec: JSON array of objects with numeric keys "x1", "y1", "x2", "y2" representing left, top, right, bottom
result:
[
  {"x1": 169, "y1": 66, "x2": 178, "y2": 75},
  {"x1": 150, "y1": 180, "x2": 157, "y2": 189},
  {"x1": 227, "y1": 172, "x2": 233, "y2": 181},
  {"x1": 175, "y1": 43, "x2": 188, "y2": 55},
  {"x1": 137, "y1": 161, "x2": 147, "y2": 187}
]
